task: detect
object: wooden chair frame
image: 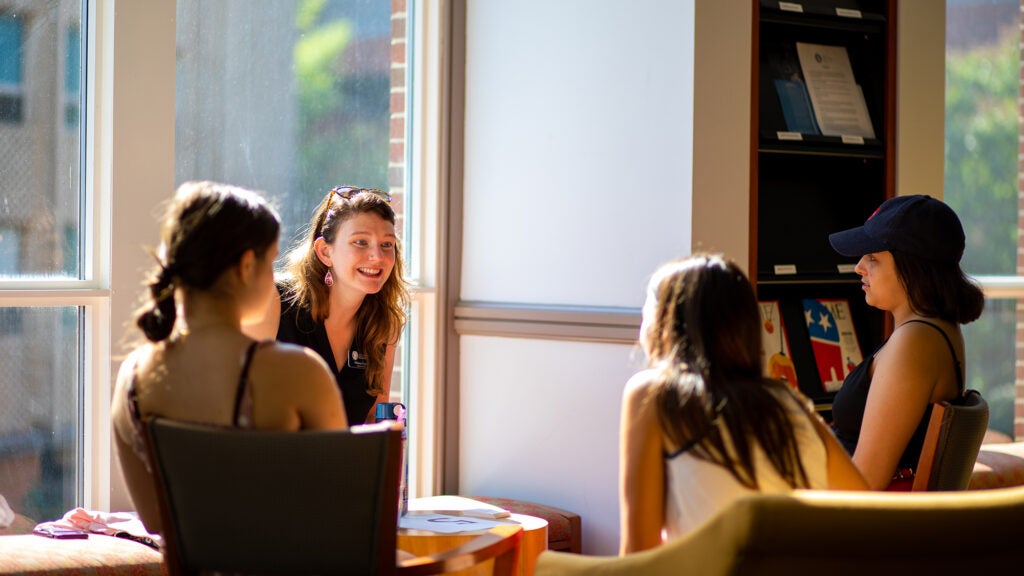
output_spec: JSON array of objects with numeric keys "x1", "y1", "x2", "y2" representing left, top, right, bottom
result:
[{"x1": 912, "y1": 389, "x2": 989, "y2": 491}]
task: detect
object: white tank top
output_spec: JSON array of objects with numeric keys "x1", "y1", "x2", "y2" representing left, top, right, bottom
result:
[{"x1": 663, "y1": 389, "x2": 828, "y2": 539}]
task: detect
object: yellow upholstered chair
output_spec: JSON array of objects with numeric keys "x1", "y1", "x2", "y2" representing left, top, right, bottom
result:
[{"x1": 536, "y1": 486, "x2": 1024, "y2": 575}]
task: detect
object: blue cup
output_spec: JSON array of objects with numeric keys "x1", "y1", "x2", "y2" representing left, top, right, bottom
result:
[{"x1": 375, "y1": 402, "x2": 408, "y2": 516}]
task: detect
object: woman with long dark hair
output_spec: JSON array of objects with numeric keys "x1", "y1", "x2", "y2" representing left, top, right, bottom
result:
[{"x1": 619, "y1": 254, "x2": 866, "y2": 553}]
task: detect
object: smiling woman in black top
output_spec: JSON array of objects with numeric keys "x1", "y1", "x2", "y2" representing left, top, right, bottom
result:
[{"x1": 249, "y1": 186, "x2": 409, "y2": 425}]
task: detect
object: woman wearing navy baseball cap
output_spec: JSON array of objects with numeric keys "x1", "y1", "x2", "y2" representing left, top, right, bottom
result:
[{"x1": 828, "y1": 194, "x2": 985, "y2": 490}]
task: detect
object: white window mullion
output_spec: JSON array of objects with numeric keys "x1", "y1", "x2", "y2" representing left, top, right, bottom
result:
[
  {"x1": 83, "y1": 298, "x2": 110, "y2": 510},
  {"x1": 102, "y1": 0, "x2": 177, "y2": 512}
]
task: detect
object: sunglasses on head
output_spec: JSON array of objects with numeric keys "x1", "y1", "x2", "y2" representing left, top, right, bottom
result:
[
  {"x1": 329, "y1": 186, "x2": 392, "y2": 205},
  {"x1": 315, "y1": 186, "x2": 393, "y2": 238}
]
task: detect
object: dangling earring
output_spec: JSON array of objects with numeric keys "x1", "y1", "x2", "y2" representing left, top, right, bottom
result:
[{"x1": 324, "y1": 270, "x2": 334, "y2": 287}]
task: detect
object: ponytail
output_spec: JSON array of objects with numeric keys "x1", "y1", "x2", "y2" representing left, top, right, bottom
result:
[
  {"x1": 131, "y1": 181, "x2": 280, "y2": 344},
  {"x1": 892, "y1": 251, "x2": 986, "y2": 325},
  {"x1": 135, "y1": 263, "x2": 177, "y2": 342},
  {"x1": 955, "y1": 270, "x2": 985, "y2": 324}
]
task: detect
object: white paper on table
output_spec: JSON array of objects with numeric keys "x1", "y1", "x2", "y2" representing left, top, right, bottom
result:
[
  {"x1": 795, "y1": 42, "x2": 875, "y2": 139},
  {"x1": 399, "y1": 512, "x2": 506, "y2": 534}
]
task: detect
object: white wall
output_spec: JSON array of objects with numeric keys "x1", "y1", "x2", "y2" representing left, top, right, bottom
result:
[
  {"x1": 457, "y1": 0, "x2": 710, "y2": 556},
  {"x1": 897, "y1": 0, "x2": 945, "y2": 199},
  {"x1": 460, "y1": 0, "x2": 695, "y2": 307},
  {"x1": 459, "y1": 336, "x2": 641, "y2": 555},
  {"x1": 691, "y1": 0, "x2": 752, "y2": 268}
]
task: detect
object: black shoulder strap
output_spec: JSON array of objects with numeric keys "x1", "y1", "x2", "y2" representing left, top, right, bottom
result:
[
  {"x1": 902, "y1": 319, "x2": 965, "y2": 396},
  {"x1": 232, "y1": 341, "x2": 265, "y2": 426}
]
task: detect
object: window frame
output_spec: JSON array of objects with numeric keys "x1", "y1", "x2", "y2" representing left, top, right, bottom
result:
[
  {"x1": 0, "y1": 0, "x2": 109, "y2": 510},
  {"x1": 1, "y1": 0, "x2": 449, "y2": 511}
]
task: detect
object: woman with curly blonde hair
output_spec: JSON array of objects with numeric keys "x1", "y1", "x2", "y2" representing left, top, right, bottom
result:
[{"x1": 249, "y1": 185, "x2": 409, "y2": 424}]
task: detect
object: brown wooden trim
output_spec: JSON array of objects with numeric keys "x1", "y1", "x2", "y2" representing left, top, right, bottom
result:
[
  {"x1": 884, "y1": 0, "x2": 898, "y2": 337},
  {"x1": 749, "y1": 0, "x2": 761, "y2": 290},
  {"x1": 885, "y1": 0, "x2": 897, "y2": 204}
]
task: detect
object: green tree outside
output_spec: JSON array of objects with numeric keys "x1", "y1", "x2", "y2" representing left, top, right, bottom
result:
[
  {"x1": 290, "y1": 0, "x2": 390, "y2": 240},
  {"x1": 944, "y1": 29, "x2": 1018, "y2": 437}
]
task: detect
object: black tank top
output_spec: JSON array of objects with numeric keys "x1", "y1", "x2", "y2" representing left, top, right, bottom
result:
[
  {"x1": 276, "y1": 292, "x2": 376, "y2": 425},
  {"x1": 831, "y1": 319, "x2": 964, "y2": 469}
]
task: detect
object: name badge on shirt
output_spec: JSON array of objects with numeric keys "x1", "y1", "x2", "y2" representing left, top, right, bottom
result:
[{"x1": 347, "y1": 349, "x2": 368, "y2": 369}]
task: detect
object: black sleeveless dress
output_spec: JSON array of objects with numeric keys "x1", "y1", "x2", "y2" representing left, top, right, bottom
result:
[
  {"x1": 276, "y1": 293, "x2": 376, "y2": 425},
  {"x1": 831, "y1": 319, "x2": 964, "y2": 470}
]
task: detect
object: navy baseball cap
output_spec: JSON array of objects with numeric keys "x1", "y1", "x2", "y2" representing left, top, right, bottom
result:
[{"x1": 828, "y1": 195, "x2": 965, "y2": 263}]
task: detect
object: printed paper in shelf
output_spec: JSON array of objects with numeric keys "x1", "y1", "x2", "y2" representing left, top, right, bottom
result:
[
  {"x1": 802, "y1": 299, "x2": 863, "y2": 392},
  {"x1": 759, "y1": 301, "x2": 798, "y2": 390}
]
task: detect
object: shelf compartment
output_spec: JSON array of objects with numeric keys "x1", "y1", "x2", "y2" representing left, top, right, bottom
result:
[
  {"x1": 757, "y1": 280, "x2": 883, "y2": 405},
  {"x1": 760, "y1": 0, "x2": 887, "y2": 33},
  {"x1": 759, "y1": 137, "x2": 884, "y2": 158},
  {"x1": 756, "y1": 153, "x2": 885, "y2": 279}
]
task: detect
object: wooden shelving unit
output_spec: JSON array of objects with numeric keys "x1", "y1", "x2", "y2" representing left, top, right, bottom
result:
[{"x1": 750, "y1": 0, "x2": 896, "y2": 407}]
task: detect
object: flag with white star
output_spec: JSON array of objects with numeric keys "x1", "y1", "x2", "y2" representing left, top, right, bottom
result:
[{"x1": 803, "y1": 298, "x2": 862, "y2": 392}]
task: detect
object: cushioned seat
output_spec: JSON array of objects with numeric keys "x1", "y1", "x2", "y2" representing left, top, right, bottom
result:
[
  {"x1": 0, "y1": 534, "x2": 165, "y2": 575},
  {"x1": 464, "y1": 496, "x2": 581, "y2": 554},
  {"x1": 970, "y1": 441, "x2": 1024, "y2": 489},
  {"x1": 536, "y1": 486, "x2": 1024, "y2": 575}
]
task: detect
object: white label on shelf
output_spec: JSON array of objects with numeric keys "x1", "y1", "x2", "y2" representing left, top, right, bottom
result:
[
  {"x1": 779, "y1": 2, "x2": 803, "y2": 12},
  {"x1": 836, "y1": 8, "x2": 863, "y2": 18},
  {"x1": 837, "y1": 264, "x2": 857, "y2": 274},
  {"x1": 841, "y1": 135, "x2": 865, "y2": 145},
  {"x1": 777, "y1": 131, "x2": 803, "y2": 141},
  {"x1": 774, "y1": 264, "x2": 798, "y2": 275}
]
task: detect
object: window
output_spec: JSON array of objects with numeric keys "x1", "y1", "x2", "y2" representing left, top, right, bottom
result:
[
  {"x1": 0, "y1": 1, "x2": 84, "y2": 524},
  {"x1": 0, "y1": 12, "x2": 24, "y2": 123},
  {"x1": 173, "y1": 0, "x2": 437, "y2": 495},
  {"x1": 64, "y1": 25, "x2": 80, "y2": 127},
  {"x1": 944, "y1": 0, "x2": 1020, "y2": 439},
  {"x1": 0, "y1": 0, "x2": 442, "y2": 521},
  {"x1": 0, "y1": 225, "x2": 19, "y2": 275}
]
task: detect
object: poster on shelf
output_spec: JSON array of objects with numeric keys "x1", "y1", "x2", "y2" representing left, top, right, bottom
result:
[
  {"x1": 802, "y1": 298, "x2": 862, "y2": 392},
  {"x1": 795, "y1": 42, "x2": 876, "y2": 139},
  {"x1": 759, "y1": 300, "x2": 798, "y2": 390}
]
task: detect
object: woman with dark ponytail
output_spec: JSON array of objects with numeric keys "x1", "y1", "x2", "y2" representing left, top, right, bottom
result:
[{"x1": 111, "y1": 182, "x2": 345, "y2": 536}]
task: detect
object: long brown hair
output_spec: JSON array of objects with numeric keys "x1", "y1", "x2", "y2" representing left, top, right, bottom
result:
[
  {"x1": 280, "y1": 187, "x2": 409, "y2": 396},
  {"x1": 643, "y1": 254, "x2": 812, "y2": 489}
]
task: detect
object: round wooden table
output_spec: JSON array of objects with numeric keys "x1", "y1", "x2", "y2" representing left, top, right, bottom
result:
[{"x1": 398, "y1": 495, "x2": 548, "y2": 576}]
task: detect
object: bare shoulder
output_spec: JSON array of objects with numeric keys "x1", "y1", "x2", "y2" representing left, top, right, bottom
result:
[
  {"x1": 623, "y1": 369, "x2": 661, "y2": 408},
  {"x1": 872, "y1": 319, "x2": 959, "y2": 406},
  {"x1": 880, "y1": 320, "x2": 957, "y2": 370},
  {"x1": 257, "y1": 341, "x2": 333, "y2": 381},
  {"x1": 111, "y1": 346, "x2": 152, "y2": 438},
  {"x1": 112, "y1": 346, "x2": 153, "y2": 399}
]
